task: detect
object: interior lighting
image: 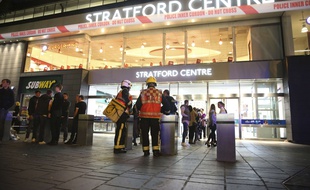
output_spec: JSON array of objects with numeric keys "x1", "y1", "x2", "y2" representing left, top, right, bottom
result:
[
  {"x1": 301, "y1": 23, "x2": 308, "y2": 33},
  {"x1": 205, "y1": 40, "x2": 210, "y2": 43},
  {"x1": 75, "y1": 47, "x2": 79, "y2": 52},
  {"x1": 166, "y1": 43, "x2": 170, "y2": 49},
  {"x1": 120, "y1": 46, "x2": 123, "y2": 51},
  {"x1": 219, "y1": 38, "x2": 223, "y2": 45},
  {"x1": 191, "y1": 41, "x2": 195, "y2": 47},
  {"x1": 141, "y1": 44, "x2": 145, "y2": 49},
  {"x1": 42, "y1": 45, "x2": 48, "y2": 52},
  {"x1": 99, "y1": 47, "x2": 103, "y2": 53}
]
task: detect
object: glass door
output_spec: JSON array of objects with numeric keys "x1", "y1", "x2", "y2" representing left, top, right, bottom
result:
[{"x1": 209, "y1": 98, "x2": 240, "y2": 139}]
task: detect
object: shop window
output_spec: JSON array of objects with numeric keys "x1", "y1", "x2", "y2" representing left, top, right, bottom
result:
[
  {"x1": 65, "y1": 1, "x2": 78, "y2": 12},
  {"x1": 78, "y1": 0, "x2": 91, "y2": 9},
  {"x1": 125, "y1": 31, "x2": 163, "y2": 68},
  {"x1": 4, "y1": 12, "x2": 14, "y2": 23},
  {"x1": 25, "y1": 37, "x2": 89, "y2": 72},
  {"x1": 43, "y1": 4, "x2": 56, "y2": 16},
  {"x1": 165, "y1": 30, "x2": 185, "y2": 65},
  {"x1": 91, "y1": 0, "x2": 103, "y2": 7},
  {"x1": 14, "y1": 10, "x2": 25, "y2": 21},
  {"x1": 187, "y1": 27, "x2": 232, "y2": 64},
  {"x1": 33, "y1": 7, "x2": 44, "y2": 18},
  {"x1": 235, "y1": 26, "x2": 251, "y2": 61},
  {"x1": 24, "y1": 8, "x2": 34, "y2": 20},
  {"x1": 90, "y1": 35, "x2": 123, "y2": 69}
]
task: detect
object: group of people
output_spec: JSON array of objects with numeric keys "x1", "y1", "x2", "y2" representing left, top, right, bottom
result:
[
  {"x1": 111, "y1": 76, "x2": 228, "y2": 157},
  {"x1": 23, "y1": 85, "x2": 87, "y2": 145},
  {"x1": 181, "y1": 100, "x2": 227, "y2": 147},
  {"x1": 112, "y1": 77, "x2": 170, "y2": 157}
]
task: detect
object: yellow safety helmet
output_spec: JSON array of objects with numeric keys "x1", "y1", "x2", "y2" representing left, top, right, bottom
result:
[{"x1": 146, "y1": 76, "x2": 157, "y2": 85}]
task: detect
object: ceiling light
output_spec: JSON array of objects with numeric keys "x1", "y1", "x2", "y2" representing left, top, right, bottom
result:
[
  {"x1": 230, "y1": 41, "x2": 233, "y2": 44},
  {"x1": 109, "y1": 45, "x2": 113, "y2": 48},
  {"x1": 42, "y1": 45, "x2": 48, "y2": 52},
  {"x1": 166, "y1": 43, "x2": 170, "y2": 49},
  {"x1": 101, "y1": 28, "x2": 105, "y2": 33},
  {"x1": 120, "y1": 46, "x2": 123, "y2": 51},
  {"x1": 301, "y1": 23, "x2": 308, "y2": 33},
  {"x1": 219, "y1": 38, "x2": 223, "y2": 45},
  {"x1": 191, "y1": 41, "x2": 195, "y2": 47},
  {"x1": 205, "y1": 40, "x2": 210, "y2": 43},
  {"x1": 141, "y1": 44, "x2": 145, "y2": 49},
  {"x1": 99, "y1": 47, "x2": 103, "y2": 53},
  {"x1": 75, "y1": 47, "x2": 79, "y2": 52}
]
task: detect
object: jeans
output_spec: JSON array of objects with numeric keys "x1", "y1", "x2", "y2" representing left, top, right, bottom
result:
[{"x1": 182, "y1": 122, "x2": 189, "y2": 143}]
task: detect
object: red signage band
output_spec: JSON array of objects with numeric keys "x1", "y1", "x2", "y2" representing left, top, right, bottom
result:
[
  {"x1": 136, "y1": 16, "x2": 153, "y2": 24},
  {"x1": 239, "y1": 5, "x2": 259, "y2": 14},
  {"x1": 56, "y1": 26, "x2": 70, "y2": 33}
]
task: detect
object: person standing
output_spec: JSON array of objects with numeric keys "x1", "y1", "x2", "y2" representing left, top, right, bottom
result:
[
  {"x1": 49, "y1": 84, "x2": 64, "y2": 145},
  {"x1": 163, "y1": 89, "x2": 177, "y2": 115},
  {"x1": 61, "y1": 93, "x2": 71, "y2": 142},
  {"x1": 0, "y1": 79, "x2": 15, "y2": 143},
  {"x1": 205, "y1": 104, "x2": 217, "y2": 147},
  {"x1": 25, "y1": 90, "x2": 41, "y2": 142},
  {"x1": 37, "y1": 90, "x2": 52, "y2": 144},
  {"x1": 65, "y1": 95, "x2": 87, "y2": 144},
  {"x1": 113, "y1": 80, "x2": 132, "y2": 154},
  {"x1": 188, "y1": 106, "x2": 198, "y2": 144},
  {"x1": 181, "y1": 100, "x2": 190, "y2": 147},
  {"x1": 218, "y1": 101, "x2": 227, "y2": 114},
  {"x1": 136, "y1": 76, "x2": 170, "y2": 157}
]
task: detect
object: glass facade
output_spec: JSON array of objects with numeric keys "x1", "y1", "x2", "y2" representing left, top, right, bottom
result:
[
  {"x1": 89, "y1": 79, "x2": 285, "y2": 139},
  {"x1": 24, "y1": 19, "x2": 283, "y2": 72}
]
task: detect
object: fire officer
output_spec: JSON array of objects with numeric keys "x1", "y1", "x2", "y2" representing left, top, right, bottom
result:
[
  {"x1": 114, "y1": 80, "x2": 133, "y2": 154},
  {"x1": 136, "y1": 76, "x2": 170, "y2": 157}
]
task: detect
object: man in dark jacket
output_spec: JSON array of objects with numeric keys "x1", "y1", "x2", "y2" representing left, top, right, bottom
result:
[
  {"x1": 25, "y1": 90, "x2": 41, "y2": 142},
  {"x1": 163, "y1": 89, "x2": 177, "y2": 115},
  {"x1": 0, "y1": 79, "x2": 15, "y2": 142},
  {"x1": 49, "y1": 84, "x2": 64, "y2": 145},
  {"x1": 61, "y1": 93, "x2": 71, "y2": 142},
  {"x1": 37, "y1": 90, "x2": 52, "y2": 144}
]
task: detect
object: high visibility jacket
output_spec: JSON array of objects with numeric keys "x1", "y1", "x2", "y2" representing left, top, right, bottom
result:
[
  {"x1": 116, "y1": 89, "x2": 132, "y2": 113},
  {"x1": 139, "y1": 87, "x2": 162, "y2": 119}
]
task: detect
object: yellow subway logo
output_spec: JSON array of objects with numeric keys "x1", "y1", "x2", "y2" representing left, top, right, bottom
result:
[{"x1": 25, "y1": 80, "x2": 56, "y2": 89}]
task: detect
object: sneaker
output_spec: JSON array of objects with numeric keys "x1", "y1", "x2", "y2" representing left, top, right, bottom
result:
[
  {"x1": 31, "y1": 138, "x2": 36, "y2": 143},
  {"x1": 181, "y1": 142, "x2": 189, "y2": 147},
  {"x1": 24, "y1": 138, "x2": 29, "y2": 143},
  {"x1": 39, "y1": 141, "x2": 46, "y2": 145}
]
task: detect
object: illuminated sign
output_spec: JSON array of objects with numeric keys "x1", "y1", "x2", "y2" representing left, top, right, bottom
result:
[
  {"x1": 136, "y1": 68, "x2": 212, "y2": 78},
  {"x1": 86, "y1": 0, "x2": 275, "y2": 22},
  {"x1": 20, "y1": 75, "x2": 63, "y2": 93},
  {"x1": 25, "y1": 80, "x2": 56, "y2": 90}
]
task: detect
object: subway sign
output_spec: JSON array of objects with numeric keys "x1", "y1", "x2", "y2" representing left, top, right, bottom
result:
[
  {"x1": 20, "y1": 75, "x2": 63, "y2": 93},
  {"x1": 86, "y1": 0, "x2": 276, "y2": 22}
]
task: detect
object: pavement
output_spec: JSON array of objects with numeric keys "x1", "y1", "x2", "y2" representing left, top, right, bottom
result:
[{"x1": 0, "y1": 133, "x2": 310, "y2": 190}]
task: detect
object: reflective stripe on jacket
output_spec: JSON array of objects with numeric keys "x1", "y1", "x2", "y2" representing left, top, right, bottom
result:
[{"x1": 139, "y1": 87, "x2": 162, "y2": 119}]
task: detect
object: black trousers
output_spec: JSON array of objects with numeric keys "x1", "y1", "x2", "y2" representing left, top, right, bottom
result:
[
  {"x1": 114, "y1": 113, "x2": 129, "y2": 150},
  {"x1": 51, "y1": 115, "x2": 62, "y2": 143},
  {"x1": 0, "y1": 109, "x2": 8, "y2": 141},
  {"x1": 140, "y1": 118, "x2": 160, "y2": 152},
  {"x1": 69, "y1": 118, "x2": 78, "y2": 143},
  {"x1": 38, "y1": 116, "x2": 50, "y2": 142},
  {"x1": 61, "y1": 117, "x2": 69, "y2": 141},
  {"x1": 26, "y1": 114, "x2": 40, "y2": 139},
  {"x1": 189, "y1": 124, "x2": 198, "y2": 143},
  {"x1": 207, "y1": 124, "x2": 217, "y2": 143}
]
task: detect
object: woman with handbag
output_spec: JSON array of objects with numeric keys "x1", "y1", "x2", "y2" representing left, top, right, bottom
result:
[{"x1": 205, "y1": 104, "x2": 217, "y2": 147}]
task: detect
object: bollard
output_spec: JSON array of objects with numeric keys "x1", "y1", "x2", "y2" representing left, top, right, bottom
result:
[
  {"x1": 160, "y1": 115, "x2": 179, "y2": 155},
  {"x1": 216, "y1": 113, "x2": 236, "y2": 162},
  {"x1": 3, "y1": 112, "x2": 13, "y2": 141},
  {"x1": 77, "y1": 114, "x2": 94, "y2": 146},
  {"x1": 126, "y1": 115, "x2": 134, "y2": 150}
]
